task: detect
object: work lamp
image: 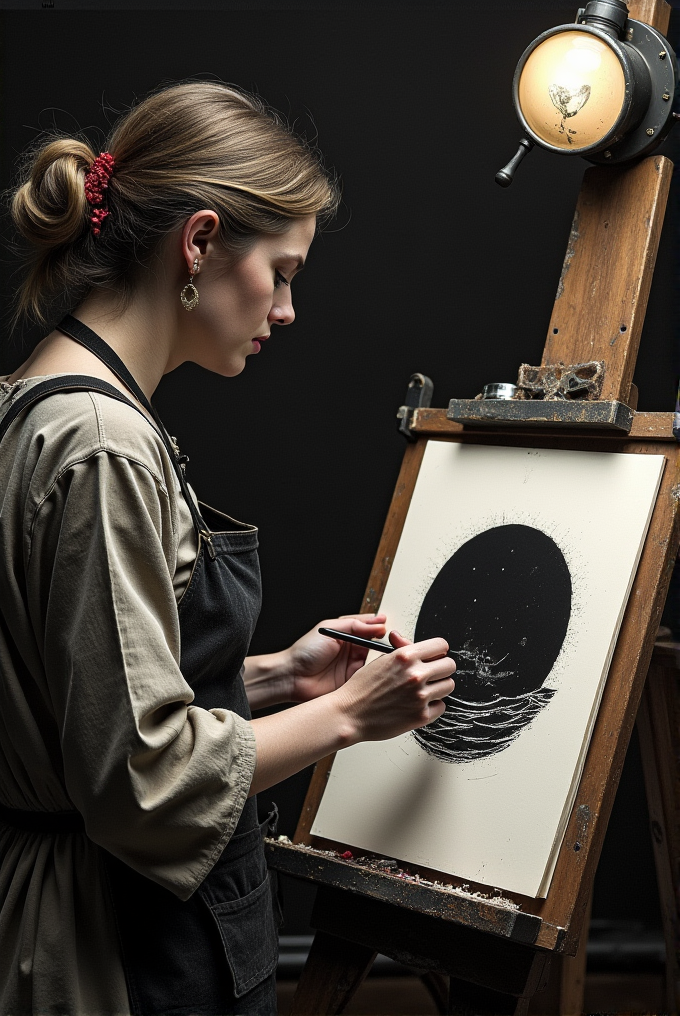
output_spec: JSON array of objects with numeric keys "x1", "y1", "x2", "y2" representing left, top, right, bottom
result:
[{"x1": 496, "y1": 0, "x2": 678, "y2": 185}]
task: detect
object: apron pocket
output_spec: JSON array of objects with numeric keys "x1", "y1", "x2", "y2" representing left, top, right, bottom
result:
[{"x1": 202, "y1": 873, "x2": 278, "y2": 997}]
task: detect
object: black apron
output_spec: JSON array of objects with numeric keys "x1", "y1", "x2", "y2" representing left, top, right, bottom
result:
[{"x1": 0, "y1": 316, "x2": 280, "y2": 1016}]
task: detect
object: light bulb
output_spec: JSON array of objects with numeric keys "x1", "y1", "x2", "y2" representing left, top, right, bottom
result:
[
  {"x1": 518, "y1": 31, "x2": 626, "y2": 151},
  {"x1": 497, "y1": 7, "x2": 678, "y2": 185}
]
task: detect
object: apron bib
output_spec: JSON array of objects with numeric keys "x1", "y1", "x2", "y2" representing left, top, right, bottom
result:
[{"x1": 0, "y1": 316, "x2": 280, "y2": 1016}]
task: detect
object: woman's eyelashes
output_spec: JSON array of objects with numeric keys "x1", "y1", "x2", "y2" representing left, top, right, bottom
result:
[{"x1": 274, "y1": 270, "x2": 290, "y2": 289}]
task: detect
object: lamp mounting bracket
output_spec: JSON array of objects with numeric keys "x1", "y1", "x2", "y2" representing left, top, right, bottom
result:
[{"x1": 581, "y1": 0, "x2": 629, "y2": 38}]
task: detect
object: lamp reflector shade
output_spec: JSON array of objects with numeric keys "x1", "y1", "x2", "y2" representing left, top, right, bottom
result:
[{"x1": 518, "y1": 31, "x2": 626, "y2": 151}]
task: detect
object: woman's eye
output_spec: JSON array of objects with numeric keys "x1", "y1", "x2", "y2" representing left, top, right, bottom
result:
[{"x1": 274, "y1": 271, "x2": 290, "y2": 289}]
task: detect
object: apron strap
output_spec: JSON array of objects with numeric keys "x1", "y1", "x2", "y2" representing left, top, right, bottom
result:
[
  {"x1": 57, "y1": 314, "x2": 156, "y2": 417},
  {"x1": 0, "y1": 374, "x2": 209, "y2": 543},
  {"x1": 54, "y1": 315, "x2": 210, "y2": 541},
  {"x1": 0, "y1": 376, "x2": 147, "y2": 444}
]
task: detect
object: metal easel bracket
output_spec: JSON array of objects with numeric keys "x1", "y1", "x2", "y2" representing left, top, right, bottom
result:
[{"x1": 397, "y1": 374, "x2": 434, "y2": 441}]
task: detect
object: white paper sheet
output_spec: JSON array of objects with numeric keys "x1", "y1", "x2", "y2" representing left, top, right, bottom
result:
[{"x1": 312, "y1": 442, "x2": 665, "y2": 898}]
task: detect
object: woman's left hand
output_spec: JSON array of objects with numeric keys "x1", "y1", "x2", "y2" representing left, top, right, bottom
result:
[{"x1": 286, "y1": 613, "x2": 387, "y2": 702}]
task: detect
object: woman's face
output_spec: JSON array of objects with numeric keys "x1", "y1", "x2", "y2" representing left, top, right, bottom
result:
[{"x1": 172, "y1": 215, "x2": 317, "y2": 377}]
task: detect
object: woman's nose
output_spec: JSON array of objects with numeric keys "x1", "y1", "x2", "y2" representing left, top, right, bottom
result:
[{"x1": 268, "y1": 294, "x2": 295, "y2": 327}]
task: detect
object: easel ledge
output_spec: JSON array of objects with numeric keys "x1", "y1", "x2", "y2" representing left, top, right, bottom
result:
[
  {"x1": 265, "y1": 840, "x2": 560, "y2": 948},
  {"x1": 410, "y1": 408, "x2": 676, "y2": 442}
]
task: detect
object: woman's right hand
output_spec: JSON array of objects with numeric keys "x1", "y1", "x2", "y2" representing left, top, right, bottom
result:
[
  {"x1": 249, "y1": 631, "x2": 455, "y2": 796},
  {"x1": 335, "y1": 631, "x2": 456, "y2": 742}
]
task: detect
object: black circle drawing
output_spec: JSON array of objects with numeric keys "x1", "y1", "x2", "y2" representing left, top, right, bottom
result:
[{"x1": 413, "y1": 524, "x2": 572, "y2": 763}]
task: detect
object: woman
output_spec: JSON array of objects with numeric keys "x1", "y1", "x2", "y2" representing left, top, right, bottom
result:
[{"x1": 0, "y1": 81, "x2": 456, "y2": 1016}]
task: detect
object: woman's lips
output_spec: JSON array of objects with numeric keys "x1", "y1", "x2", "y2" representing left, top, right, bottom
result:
[{"x1": 251, "y1": 334, "x2": 269, "y2": 353}]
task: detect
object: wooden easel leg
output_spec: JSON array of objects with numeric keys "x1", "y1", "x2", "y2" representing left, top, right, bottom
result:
[
  {"x1": 527, "y1": 887, "x2": 592, "y2": 1016},
  {"x1": 420, "y1": 971, "x2": 449, "y2": 1015},
  {"x1": 636, "y1": 649, "x2": 680, "y2": 1016},
  {"x1": 557, "y1": 890, "x2": 593, "y2": 1015},
  {"x1": 288, "y1": 930, "x2": 376, "y2": 1016},
  {"x1": 529, "y1": 889, "x2": 593, "y2": 1014}
]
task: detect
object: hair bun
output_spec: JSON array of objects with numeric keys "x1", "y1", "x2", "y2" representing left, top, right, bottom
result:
[{"x1": 11, "y1": 138, "x2": 96, "y2": 248}]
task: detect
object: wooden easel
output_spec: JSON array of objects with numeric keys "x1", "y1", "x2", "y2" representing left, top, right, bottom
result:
[{"x1": 266, "y1": 3, "x2": 680, "y2": 1012}]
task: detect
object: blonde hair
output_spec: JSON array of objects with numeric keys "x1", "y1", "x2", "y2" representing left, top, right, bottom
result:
[{"x1": 10, "y1": 81, "x2": 340, "y2": 325}]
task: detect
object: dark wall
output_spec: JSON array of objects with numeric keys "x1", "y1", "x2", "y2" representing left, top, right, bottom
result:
[{"x1": 1, "y1": 3, "x2": 677, "y2": 931}]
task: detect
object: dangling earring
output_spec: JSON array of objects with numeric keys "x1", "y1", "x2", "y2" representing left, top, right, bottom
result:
[{"x1": 180, "y1": 257, "x2": 200, "y2": 311}]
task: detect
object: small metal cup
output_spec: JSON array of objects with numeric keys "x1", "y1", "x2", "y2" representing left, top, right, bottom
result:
[{"x1": 481, "y1": 383, "x2": 517, "y2": 400}]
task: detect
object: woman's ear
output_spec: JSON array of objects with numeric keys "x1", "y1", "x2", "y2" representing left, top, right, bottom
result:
[{"x1": 181, "y1": 210, "x2": 220, "y2": 271}]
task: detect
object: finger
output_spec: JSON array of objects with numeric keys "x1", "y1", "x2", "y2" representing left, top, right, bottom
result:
[
  {"x1": 412, "y1": 636, "x2": 451, "y2": 662},
  {"x1": 346, "y1": 643, "x2": 370, "y2": 665},
  {"x1": 354, "y1": 620, "x2": 387, "y2": 635},
  {"x1": 324, "y1": 616, "x2": 386, "y2": 637},
  {"x1": 421, "y1": 675, "x2": 456, "y2": 701},
  {"x1": 321, "y1": 634, "x2": 352, "y2": 658},
  {"x1": 388, "y1": 630, "x2": 412, "y2": 649},
  {"x1": 338, "y1": 612, "x2": 387, "y2": 623},
  {"x1": 345, "y1": 619, "x2": 387, "y2": 640},
  {"x1": 349, "y1": 617, "x2": 386, "y2": 633},
  {"x1": 422, "y1": 658, "x2": 457, "y2": 682},
  {"x1": 422, "y1": 698, "x2": 448, "y2": 725}
]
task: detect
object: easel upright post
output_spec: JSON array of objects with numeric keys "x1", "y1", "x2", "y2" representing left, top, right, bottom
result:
[{"x1": 637, "y1": 647, "x2": 680, "y2": 1014}]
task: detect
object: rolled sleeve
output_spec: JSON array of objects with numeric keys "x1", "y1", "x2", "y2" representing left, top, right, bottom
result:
[{"x1": 27, "y1": 449, "x2": 255, "y2": 899}]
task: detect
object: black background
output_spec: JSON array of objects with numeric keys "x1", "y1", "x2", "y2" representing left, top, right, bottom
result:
[{"x1": 1, "y1": 1, "x2": 678, "y2": 931}]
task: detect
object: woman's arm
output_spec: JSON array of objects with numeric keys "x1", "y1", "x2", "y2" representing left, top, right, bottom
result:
[
  {"x1": 242, "y1": 650, "x2": 293, "y2": 710},
  {"x1": 243, "y1": 613, "x2": 388, "y2": 709},
  {"x1": 249, "y1": 631, "x2": 455, "y2": 795}
]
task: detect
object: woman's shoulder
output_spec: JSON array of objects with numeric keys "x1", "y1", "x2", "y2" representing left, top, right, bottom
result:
[{"x1": 0, "y1": 375, "x2": 176, "y2": 492}]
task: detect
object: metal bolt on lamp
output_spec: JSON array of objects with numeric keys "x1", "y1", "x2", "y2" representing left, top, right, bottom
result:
[{"x1": 496, "y1": 0, "x2": 678, "y2": 186}]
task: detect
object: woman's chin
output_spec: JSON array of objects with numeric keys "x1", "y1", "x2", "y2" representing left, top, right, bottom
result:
[{"x1": 197, "y1": 355, "x2": 247, "y2": 378}]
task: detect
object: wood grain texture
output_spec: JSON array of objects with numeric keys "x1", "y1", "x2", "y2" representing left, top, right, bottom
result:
[
  {"x1": 293, "y1": 752, "x2": 334, "y2": 843},
  {"x1": 410, "y1": 408, "x2": 675, "y2": 442},
  {"x1": 541, "y1": 156, "x2": 673, "y2": 404},
  {"x1": 526, "y1": 893, "x2": 593, "y2": 1014},
  {"x1": 558, "y1": 890, "x2": 592, "y2": 1016},
  {"x1": 293, "y1": 438, "x2": 428, "y2": 845},
  {"x1": 629, "y1": 0, "x2": 671, "y2": 32},
  {"x1": 637, "y1": 655, "x2": 680, "y2": 1015},
  {"x1": 360, "y1": 438, "x2": 428, "y2": 614}
]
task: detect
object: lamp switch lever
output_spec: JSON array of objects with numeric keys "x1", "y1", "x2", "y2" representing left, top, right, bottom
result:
[{"x1": 495, "y1": 138, "x2": 535, "y2": 188}]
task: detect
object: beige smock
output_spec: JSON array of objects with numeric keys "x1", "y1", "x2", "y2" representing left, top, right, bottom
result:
[{"x1": 0, "y1": 376, "x2": 257, "y2": 1015}]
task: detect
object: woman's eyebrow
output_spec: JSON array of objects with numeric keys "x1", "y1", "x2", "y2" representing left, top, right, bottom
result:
[{"x1": 277, "y1": 253, "x2": 306, "y2": 271}]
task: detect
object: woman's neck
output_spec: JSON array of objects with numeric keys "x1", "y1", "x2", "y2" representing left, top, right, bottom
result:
[{"x1": 8, "y1": 284, "x2": 179, "y2": 400}]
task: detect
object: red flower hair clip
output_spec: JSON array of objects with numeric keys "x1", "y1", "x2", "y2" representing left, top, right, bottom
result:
[{"x1": 84, "y1": 152, "x2": 115, "y2": 236}]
